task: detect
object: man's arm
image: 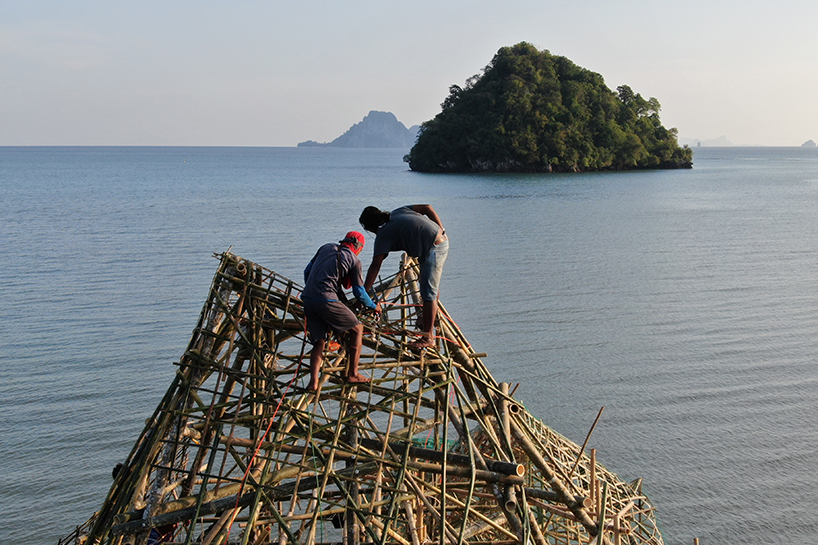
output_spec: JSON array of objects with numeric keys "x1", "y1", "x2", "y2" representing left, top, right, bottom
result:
[
  {"x1": 352, "y1": 285, "x2": 379, "y2": 310},
  {"x1": 411, "y1": 204, "x2": 444, "y2": 230},
  {"x1": 364, "y1": 253, "x2": 387, "y2": 292}
]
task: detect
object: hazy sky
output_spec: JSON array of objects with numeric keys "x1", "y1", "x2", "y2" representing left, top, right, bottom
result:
[{"x1": 2, "y1": 1, "x2": 816, "y2": 146}]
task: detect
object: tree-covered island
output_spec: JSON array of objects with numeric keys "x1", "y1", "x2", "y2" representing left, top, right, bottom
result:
[{"x1": 405, "y1": 42, "x2": 693, "y2": 173}]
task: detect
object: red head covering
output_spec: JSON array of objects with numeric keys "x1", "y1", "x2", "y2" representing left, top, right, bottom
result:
[
  {"x1": 339, "y1": 231, "x2": 365, "y2": 255},
  {"x1": 339, "y1": 231, "x2": 365, "y2": 289}
]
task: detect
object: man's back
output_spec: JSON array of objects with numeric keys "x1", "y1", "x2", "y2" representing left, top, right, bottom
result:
[{"x1": 303, "y1": 243, "x2": 362, "y2": 301}]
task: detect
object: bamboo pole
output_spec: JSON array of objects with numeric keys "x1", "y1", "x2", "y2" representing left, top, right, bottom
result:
[
  {"x1": 525, "y1": 488, "x2": 592, "y2": 508},
  {"x1": 368, "y1": 518, "x2": 412, "y2": 545},
  {"x1": 509, "y1": 417, "x2": 597, "y2": 536},
  {"x1": 568, "y1": 407, "x2": 604, "y2": 481},
  {"x1": 595, "y1": 481, "x2": 609, "y2": 545},
  {"x1": 344, "y1": 392, "x2": 360, "y2": 545},
  {"x1": 590, "y1": 449, "x2": 597, "y2": 511}
]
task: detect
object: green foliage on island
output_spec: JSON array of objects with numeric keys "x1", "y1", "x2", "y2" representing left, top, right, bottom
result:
[{"x1": 405, "y1": 42, "x2": 693, "y2": 173}]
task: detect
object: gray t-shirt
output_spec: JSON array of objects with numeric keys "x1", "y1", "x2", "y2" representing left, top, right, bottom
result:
[
  {"x1": 303, "y1": 243, "x2": 365, "y2": 301},
  {"x1": 373, "y1": 206, "x2": 439, "y2": 260}
]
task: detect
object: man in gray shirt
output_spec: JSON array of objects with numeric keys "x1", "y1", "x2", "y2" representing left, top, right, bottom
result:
[{"x1": 359, "y1": 204, "x2": 449, "y2": 349}]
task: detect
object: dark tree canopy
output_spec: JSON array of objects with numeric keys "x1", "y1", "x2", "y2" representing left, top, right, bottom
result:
[{"x1": 405, "y1": 42, "x2": 692, "y2": 173}]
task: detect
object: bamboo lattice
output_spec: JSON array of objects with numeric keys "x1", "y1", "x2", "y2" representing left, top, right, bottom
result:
[{"x1": 60, "y1": 252, "x2": 665, "y2": 545}]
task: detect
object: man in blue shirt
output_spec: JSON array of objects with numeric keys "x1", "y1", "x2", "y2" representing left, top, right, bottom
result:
[
  {"x1": 302, "y1": 231, "x2": 378, "y2": 391},
  {"x1": 359, "y1": 204, "x2": 448, "y2": 349}
]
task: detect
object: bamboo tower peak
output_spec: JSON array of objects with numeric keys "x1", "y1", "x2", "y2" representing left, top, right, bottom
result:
[{"x1": 60, "y1": 252, "x2": 665, "y2": 545}]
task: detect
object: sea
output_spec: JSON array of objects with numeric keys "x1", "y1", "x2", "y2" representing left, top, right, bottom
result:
[{"x1": 2, "y1": 145, "x2": 817, "y2": 544}]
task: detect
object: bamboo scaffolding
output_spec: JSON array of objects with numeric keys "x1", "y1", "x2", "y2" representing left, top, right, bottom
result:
[{"x1": 60, "y1": 252, "x2": 666, "y2": 545}]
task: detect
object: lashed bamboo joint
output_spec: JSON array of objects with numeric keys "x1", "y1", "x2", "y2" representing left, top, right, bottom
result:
[{"x1": 60, "y1": 252, "x2": 664, "y2": 545}]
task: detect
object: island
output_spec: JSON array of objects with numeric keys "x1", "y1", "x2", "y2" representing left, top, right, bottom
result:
[
  {"x1": 298, "y1": 111, "x2": 419, "y2": 148},
  {"x1": 405, "y1": 42, "x2": 692, "y2": 173}
]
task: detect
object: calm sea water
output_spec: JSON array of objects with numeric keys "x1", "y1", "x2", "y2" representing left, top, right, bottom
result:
[{"x1": 2, "y1": 146, "x2": 818, "y2": 544}]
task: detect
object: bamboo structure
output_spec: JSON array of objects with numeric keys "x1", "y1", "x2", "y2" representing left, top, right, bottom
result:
[{"x1": 60, "y1": 252, "x2": 665, "y2": 545}]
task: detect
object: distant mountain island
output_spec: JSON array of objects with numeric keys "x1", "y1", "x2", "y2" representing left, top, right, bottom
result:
[
  {"x1": 298, "y1": 111, "x2": 420, "y2": 148},
  {"x1": 802, "y1": 140, "x2": 816, "y2": 147}
]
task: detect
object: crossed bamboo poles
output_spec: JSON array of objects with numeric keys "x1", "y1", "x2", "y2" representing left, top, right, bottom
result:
[{"x1": 61, "y1": 252, "x2": 664, "y2": 545}]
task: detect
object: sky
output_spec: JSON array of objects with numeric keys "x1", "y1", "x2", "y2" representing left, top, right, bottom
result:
[{"x1": 1, "y1": 1, "x2": 817, "y2": 147}]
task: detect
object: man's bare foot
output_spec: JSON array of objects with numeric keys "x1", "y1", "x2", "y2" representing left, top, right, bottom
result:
[
  {"x1": 307, "y1": 380, "x2": 320, "y2": 392},
  {"x1": 408, "y1": 337, "x2": 435, "y2": 349},
  {"x1": 345, "y1": 373, "x2": 370, "y2": 384}
]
